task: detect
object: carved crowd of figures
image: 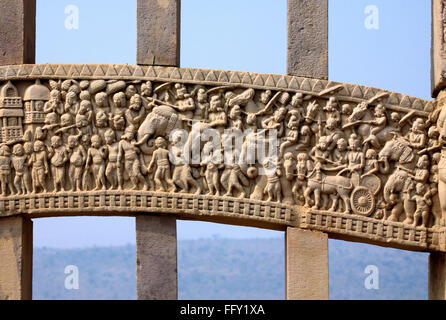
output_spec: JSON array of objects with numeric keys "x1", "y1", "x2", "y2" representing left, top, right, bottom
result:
[{"x1": 0, "y1": 78, "x2": 441, "y2": 228}]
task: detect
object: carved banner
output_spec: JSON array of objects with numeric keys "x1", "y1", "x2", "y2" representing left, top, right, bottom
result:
[{"x1": 0, "y1": 64, "x2": 443, "y2": 252}]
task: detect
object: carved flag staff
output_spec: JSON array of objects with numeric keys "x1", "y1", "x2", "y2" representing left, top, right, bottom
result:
[{"x1": 0, "y1": 0, "x2": 445, "y2": 300}]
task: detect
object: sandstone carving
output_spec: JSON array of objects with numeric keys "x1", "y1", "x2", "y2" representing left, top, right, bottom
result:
[{"x1": 0, "y1": 64, "x2": 444, "y2": 252}]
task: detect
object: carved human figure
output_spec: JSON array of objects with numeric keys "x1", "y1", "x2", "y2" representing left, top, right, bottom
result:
[
  {"x1": 94, "y1": 111, "x2": 109, "y2": 143},
  {"x1": 42, "y1": 112, "x2": 60, "y2": 145},
  {"x1": 56, "y1": 113, "x2": 76, "y2": 143},
  {"x1": 94, "y1": 92, "x2": 111, "y2": 115},
  {"x1": 23, "y1": 136, "x2": 34, "y2": 194},
  {"x1": 75, "y1": 113, "x2": 93, "y2": 150},
  {"x1": 324, "y1": 117, "x2": 344, "y2": 152},
  {"x1": 104, "y1": 129, "x2": 121, "y2": 190},
  {"x1": 175, "y1": 83, "x2": 195, "y2": 119},
  {"x1": 206, "y1": 95, "x2": 227, "y2": 133},
  {"x1": 12, "y1": 144, "x2": 29, "y2": 195},
  {"x1": 292, "y1": 153, "x2": 313, "y2": 204},
  {"x1": 30, "y1": 141, "x2": 49, "y2": 194},
  {"x1": 362, "y1": 104, "x2": 387, "y2": 149},
  {"x1": 125, "y1": 94, "x2": 146, "y2": 127},
  {"x1": 67, "y1": 135, "x2": 87, "y2": 192},
  {"x1": 229, "y1": 105, "x2": 244, "y2": 131},
  {"x1": 44, "y1": 89, "x2": 63, "y2": 114},
  {"x1": 401, "y1": 155, "x2": 430, "y2": 225},
  {"x1": 64, "y1": 91, "x2": 80, "y2": 116},
  {"x1": 295, "y1": 125, "x2": 312, "y2": 151},
  {"x1": 112, "y1": 92, "x2": 127, "y2": 117},
  {"x1": 324, "y1": 96, "x2": 341, "y2": 125},
  {"x1": 118, "y1": 128, "x2": 149, "y2": 191},
  {"x1": 406, "y1": 118, "x2": 427, "y2": 150},
  {"x1": 263, "y1": 158, "x2": 282, "y2": 202},
  {"x1": 86, "y1": 135, "x2": 107, "y2": 191},
  {"x1": 48, "y1": 136, "x2": 68, "y2": 192},
  {"x1": 411, "y1": 183, "x2": 432, "y2": 228},
  {"x1": 172, "y1": 147, "x2": 201, "y2": 195},
  {"x1": 333, "y1": 138, "x2": 348, "y2": 165},
  {"x1": 362, "y1": 149, "x2": 379, "y2": 179},
  {"x1": 280, "y1": 114, "x2": 299, "y2": 156},
  {"x1": 201, "y1": 142, "x2": 223, "y2": 196},
  {"x1": 310, "y1": 136, "x2": 331, "y2": 165},
  {"x1": 338, "y1": 134, "x2": 365, "y2": 177},
  {"x1": 147, "y1": 137, "x2": 172, "y2": 192},
  {"x1": 261, "y1": 107, "x2": 287, "y2": 138},
  {"x1": 222, "y1": 163, "x2": 249, "y2": 198},
  {"x1": 194, "y1": 88, "x2": 209, "y2": 120},
  {"x1": 0, "y1": 145, "x2": 13, "y2": 196}
]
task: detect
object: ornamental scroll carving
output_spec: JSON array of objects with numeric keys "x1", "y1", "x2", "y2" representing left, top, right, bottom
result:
[{"x1": 0, "y1": 64, "x2": 444, "y2": 252}]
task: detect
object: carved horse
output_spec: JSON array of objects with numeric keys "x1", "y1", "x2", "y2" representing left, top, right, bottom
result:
[{"x1": 304, "y1": 171, "x2": 353, "y2": 214}]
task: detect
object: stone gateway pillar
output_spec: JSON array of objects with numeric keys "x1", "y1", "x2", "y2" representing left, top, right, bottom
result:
[
  {"x1": 135, "y1": 0, "x2": 180, "y2": 300},
  {"x1": 136, "y1": 215, "x2": 178, "y2": 300},
  {"x1": 0, "y1": 0, "x2": 35, "y2": 300},
  {"x1": 0, "y1": 216, "x2": 33, "y2": 300},
  {"x1": 286, "y1": 0, "x2": 329, "y2": 300},
  {"x1": 285, "y1": 228, "x2": 329, "y2": 300}
]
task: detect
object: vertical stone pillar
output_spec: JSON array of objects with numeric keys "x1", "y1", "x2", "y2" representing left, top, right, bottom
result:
[
  {"x1": 0, "y1": 0, "x2": 35, "y2": 301},
  {"x1": 137, "y1": 0, "x2": 181, "y2": 66},
  {"x1": 0, "y1": 0, "x2": 36, "y2": 65},
  {"x1": 287, "y1": 0, "x2": 328, "y2": 79},
  {"x1": 0, "y1": 216, "x2": 33, "y2": 300},
  {"x1": 136, "y1": 215, "x2": 178, "y2": 300},
  {"x1": 136, "y1": 0, "x2": 180, "y2": 301},
  {"x1": 429, "y1": 252, "x2": 446, "y2": 300},
  {"x1": 432, "y1": 0, "x2": 446, "y2": 97},
  {"x1": 285, "y1": 228, "x2": 329, "y2": 300}
]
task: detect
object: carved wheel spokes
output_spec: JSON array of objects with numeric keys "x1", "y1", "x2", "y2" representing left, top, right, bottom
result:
[{"x1": 350, "y1": 187, "x2": 375, "y2": 217}]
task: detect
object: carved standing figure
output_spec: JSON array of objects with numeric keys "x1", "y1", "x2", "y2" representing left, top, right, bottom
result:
[
  {"x1": 67, "y1": 135, "x2": 87, "y2": 192},
  {"x1": 48, "y1": 136, "x2": 68, "y2": 192},
  {"x1": 30, "y1": 141, "x2": 49, "y2": 193},
  {"x1": 86, "y1": 135, "x2": 107, "y2": 191},
  {"x1": 12, "y1": 144, "x2": 29, "y2": 195}
]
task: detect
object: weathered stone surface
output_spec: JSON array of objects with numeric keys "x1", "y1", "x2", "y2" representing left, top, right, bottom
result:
[
  {"x1": 285, "y1": 228, "x2": 328, "y2": 300},
  {"x1": 137, "y1": 0, "x2": 180, "y2": 67},
  {"x1": 287, "y1": 0, "x2": 328, "y2": 79},
  {"x1": 0, "y1": 0, "x2": 36, "y2": 66},
  {"x1": 429, "y1": 252, "x2": 446, "y2": 299},
  {"x1": 0, "y1": 216, "x2": 32, "y2": 300},
  {"x1": 136, "y1": 215, "x2": 177, "y2": 300}
]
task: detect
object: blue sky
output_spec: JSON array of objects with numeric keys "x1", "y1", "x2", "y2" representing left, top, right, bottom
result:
[{"x1": 34, "y1": 0, "x2": 431, "y2": 248}]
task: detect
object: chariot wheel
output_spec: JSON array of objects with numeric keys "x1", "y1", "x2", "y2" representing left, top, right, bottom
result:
[{"x1": 350, "y1": 186, "x2": 375, "y2": 217}]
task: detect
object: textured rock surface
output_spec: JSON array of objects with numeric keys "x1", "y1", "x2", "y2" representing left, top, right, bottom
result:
[
  {"x1": 0, "y1": 216, "x2": 32, "y2": 300},
  {"x1": 287, "y1": 0, "x2": 328, "y2": 79},
  {"x1": 137, "y1": 0, "x2": 180, "y2": 66},
  {"x1": 136, "y1": 215, "x2": 177, "y2": 300},
  {"x1": 0, "y1": 0, "x2": 35, "y2": 65},
  {"x1": 285, "y1": 228, "x2": 328, "y2": 300}
]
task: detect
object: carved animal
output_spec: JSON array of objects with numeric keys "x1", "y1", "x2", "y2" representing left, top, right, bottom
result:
[
  {"x1": 383, "y1": 169, "x2": 409, "y2": 222},
  {"x1": 304, "y1": 172, "x2": 353, "y2": 214},
  {"x1": 137, "y1": 105, "x2": 184, "y2": 153},
  {"x1": 379, "y1": 136, "x2": 414, "y2": 173}
]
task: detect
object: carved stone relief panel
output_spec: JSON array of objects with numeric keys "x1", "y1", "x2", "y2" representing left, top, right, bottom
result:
[{"x1": 0, "y1": 64, "x2": 442, "y2": 252}]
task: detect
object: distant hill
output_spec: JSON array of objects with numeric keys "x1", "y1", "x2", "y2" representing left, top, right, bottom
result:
[{"x1": 32, "y1": 238, "x2": 428, "y2": 300}]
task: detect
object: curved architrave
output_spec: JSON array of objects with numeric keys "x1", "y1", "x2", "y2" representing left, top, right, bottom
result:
[{"x1": 0, "y1": 64, "x2": 443, "y2": 253}]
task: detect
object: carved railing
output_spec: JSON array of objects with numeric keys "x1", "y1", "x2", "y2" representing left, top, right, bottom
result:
[{"x1": 0, "y1": 64, "x2": 444, "y2": 252}]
